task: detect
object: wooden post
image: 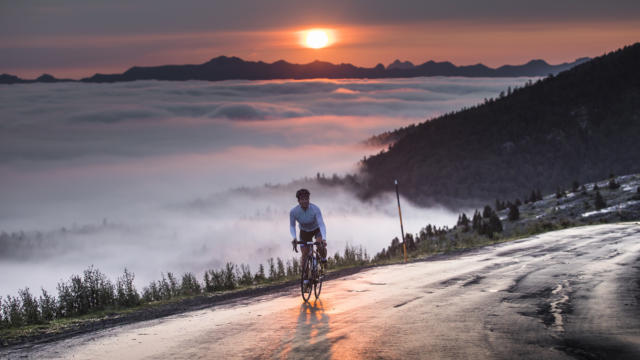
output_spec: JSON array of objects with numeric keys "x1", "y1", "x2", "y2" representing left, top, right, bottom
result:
[{"x1": 395, "y1": 180, "x2": 407, "y2": 263}]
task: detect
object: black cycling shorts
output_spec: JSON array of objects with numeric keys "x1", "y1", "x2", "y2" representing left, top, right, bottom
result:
[{"x1": 300, "y1": 228, "x2": 321, "y2": 246}]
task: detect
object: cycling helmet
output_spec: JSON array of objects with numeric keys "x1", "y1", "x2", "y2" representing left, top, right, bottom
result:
[{"x1": 296, "y1": 188, "x2": 310, "y2": 199}]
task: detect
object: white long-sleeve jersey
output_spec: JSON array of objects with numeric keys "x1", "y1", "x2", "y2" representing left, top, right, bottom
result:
[{"x1": 289, "y1": 203, "x2": 326, "y2": 240}]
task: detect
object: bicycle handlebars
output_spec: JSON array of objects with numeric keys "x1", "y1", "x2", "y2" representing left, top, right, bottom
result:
[{"x1": 295, "y1": 240, "x2": 323, "y2": 246}]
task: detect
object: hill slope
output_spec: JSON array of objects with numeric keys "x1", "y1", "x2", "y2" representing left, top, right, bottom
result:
[{"x1": 361, "y1": 43, "x2": 640, "y2": 207}]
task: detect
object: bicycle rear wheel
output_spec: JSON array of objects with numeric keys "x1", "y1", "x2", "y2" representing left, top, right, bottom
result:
[{"x1": 300, "y1": 257, "x2": 312, "y2": 302}]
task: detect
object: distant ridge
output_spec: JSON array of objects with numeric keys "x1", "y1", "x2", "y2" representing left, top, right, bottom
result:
[
  {"x1": 360, "y1": 43, "x2": 640, "y2": 208},
  {"x1": 0, "y1": 56, "x2": 589, "y2": 84}
]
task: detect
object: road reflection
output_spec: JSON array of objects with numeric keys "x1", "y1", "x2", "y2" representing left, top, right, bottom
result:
[{"x1": 275, "y1": 299, "x2": 332, "y2": 359}]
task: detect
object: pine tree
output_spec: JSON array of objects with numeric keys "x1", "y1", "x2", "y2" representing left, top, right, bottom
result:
[
  {"x1": 267, "y1": 258, "x2": 276, "y2": 281},
  {"x1": 595, "y1": 191, "x2": 607, "y2": 210},
  {"x1": 608, "y1": 178, "x2": 620, "y2": 190},
  {"x1": 276, "y1": 257, "x2": 285, "y2": 279},
  {"x1": 472, "y1": 210, "x2": 482, "y2": 231},
  {"x1": 203, "y1": 272, "x2": 213, "y2": 292},
  {"x1": 483, "y1": 205, "x2": 493, "y2": 218},
  {"x1": 488, "y1": 213, "x2": 503, "y2": 236},
  {"x1": 572, "y1": 180, "x2": 580, "y2": 192},
  {"x1": 508, "y1": 204, "x2": 520, "y2": 221},
  {"x1": 255, "y1": 264, "x2": 266, "y2": 283},
  {"x1": 224, "y1": 263, "x2": 236, "y2": 290}
]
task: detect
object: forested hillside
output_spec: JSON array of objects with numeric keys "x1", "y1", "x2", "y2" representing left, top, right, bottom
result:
[{"x1": 361, "y1": 43, "x2": 640, "y2": 207}]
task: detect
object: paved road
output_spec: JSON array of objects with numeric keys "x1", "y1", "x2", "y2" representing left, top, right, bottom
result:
[{"x1": 4, "y1": 223, "x2": 640, "y2": 359}]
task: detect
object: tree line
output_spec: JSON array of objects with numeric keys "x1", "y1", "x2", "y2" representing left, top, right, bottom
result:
[{"x1": 1, "y1": 244, "x2": 369, "y2": 329}]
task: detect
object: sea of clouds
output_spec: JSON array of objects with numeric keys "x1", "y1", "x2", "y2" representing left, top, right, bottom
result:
[{"x1": 0, "y1": 76, "x2": 533, "y2": 295}]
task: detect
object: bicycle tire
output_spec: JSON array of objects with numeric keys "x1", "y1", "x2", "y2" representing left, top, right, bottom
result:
[
  {"x1": 314, "y1": 261, "x2": 323, "y2": 299},
  {"x1": 301, "y1": 257, "x2": 313, "y2": 302}
]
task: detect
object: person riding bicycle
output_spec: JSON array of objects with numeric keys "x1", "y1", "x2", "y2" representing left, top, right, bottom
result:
[{"x1": 290, "y1": 188, "x2": 328, "y2": 271}]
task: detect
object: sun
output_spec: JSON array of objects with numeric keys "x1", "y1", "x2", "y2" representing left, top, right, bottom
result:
[{"x1": 304, "y1": 29, "x2": 330, "y2": 49}]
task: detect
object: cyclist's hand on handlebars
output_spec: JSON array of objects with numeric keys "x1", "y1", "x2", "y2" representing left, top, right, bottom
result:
[{"x1": 292, "y1": 239, "x2": 298, "y2": 253}]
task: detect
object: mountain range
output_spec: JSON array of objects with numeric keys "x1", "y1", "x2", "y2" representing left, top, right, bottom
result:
[
  {"x1": 0, "y1": 57, "x2": 589, "y2": 84},
  {"x1": 359, "y1": 43, "x2": 640, "y2": 208}
]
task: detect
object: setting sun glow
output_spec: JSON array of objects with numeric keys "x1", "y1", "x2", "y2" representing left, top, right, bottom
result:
[{"x1": 304, "y1": 29, "x2": 330, "y2": 49}]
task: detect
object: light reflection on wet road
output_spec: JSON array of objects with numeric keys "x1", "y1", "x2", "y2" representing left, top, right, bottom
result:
[{"x1": 5, "y1": 223, "x2": 640, "y2": 359}]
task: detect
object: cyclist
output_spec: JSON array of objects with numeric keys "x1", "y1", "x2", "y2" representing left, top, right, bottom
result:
[{"x1": 290, "y1": 188, "x2": 328, "y2": 272}]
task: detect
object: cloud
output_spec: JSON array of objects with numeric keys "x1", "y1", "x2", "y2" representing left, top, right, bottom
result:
[
  {"x1": 0, "y1": 77, "x2": 531, "y2": 163},
  {"x1": 68, "y1": 109, "x2": 164, "y2": 123}
]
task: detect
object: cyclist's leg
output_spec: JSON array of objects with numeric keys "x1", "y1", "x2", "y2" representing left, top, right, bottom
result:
[
  {"x1": 301, "y1": 245, "x2": 310, "y2": 270},
  {"x1": 314, "y1": 232, "x2": 327, "y2": 263},
  {"x1": 299, "y1": 229, "x2": 314, "y2": 273}
]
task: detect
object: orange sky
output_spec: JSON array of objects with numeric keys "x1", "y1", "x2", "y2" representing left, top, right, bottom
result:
[
  {"x1": 2, "y1": 0, "x2": 639, "y2": 80},
  {"x1": 4, "y1": 20, "x2": 637, "y2": 79}
]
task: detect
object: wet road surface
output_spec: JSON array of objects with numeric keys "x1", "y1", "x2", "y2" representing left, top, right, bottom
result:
[{"x1": 4, "y1": 223, "x2": 640, "y2": 359}]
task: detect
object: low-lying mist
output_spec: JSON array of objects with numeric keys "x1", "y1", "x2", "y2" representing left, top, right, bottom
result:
[{"x1": 0, "y1": 76, "x2": 531, "y2": 296}]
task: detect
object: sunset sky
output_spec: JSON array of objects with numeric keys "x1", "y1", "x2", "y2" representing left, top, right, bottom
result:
[{"x1": 1, "y1": 0, "x2": 639, "y2": 78}]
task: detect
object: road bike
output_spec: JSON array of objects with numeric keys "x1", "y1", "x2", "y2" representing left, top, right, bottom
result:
[{"x1": 296, "y1": 241, "x2": 324, "y2": 302}]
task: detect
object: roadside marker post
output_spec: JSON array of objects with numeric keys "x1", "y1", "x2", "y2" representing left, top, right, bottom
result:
[{"x1": 395, "y1": 179, "x2": 408, "y2": 263}]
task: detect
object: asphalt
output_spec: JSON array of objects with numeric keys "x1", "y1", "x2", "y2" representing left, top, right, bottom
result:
[{"x1": 2, "y1": 223, "x2": 640, "y2": 359}]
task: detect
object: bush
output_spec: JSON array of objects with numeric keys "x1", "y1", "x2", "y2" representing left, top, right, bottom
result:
[
  {"x1": 167, "y1": 272, "x2": 179, "y2": 298},
  {"x1": 142, "y1": 281, "x2": 161, "y2": 302},
  {"x1": 180, "y1": 273, "x2": 201, "y2": 296},
  {"x1": 116, "y1": 268, "x2": 140, "y2": 307},
  {"x1": 18, "y1": 288, "x2": 40, "y2": 325},
  {"x1": 238, "y1": 264, "x2": 253, "y2": 286},
  {"x1": 223, "y1": 263, "x2": 236, "y2": 290},
  {"x1": 2, "y1": 295, "x2": 23, "y2": 327},
  {"x1": 158, "y1": 273, "x2": 172, "y2": 300}
]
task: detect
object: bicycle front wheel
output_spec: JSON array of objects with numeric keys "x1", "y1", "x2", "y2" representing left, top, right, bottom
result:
[
  {"x1": 301, "y1": 257, "x2": 312, "y2": 302},
  {"x1": 314, "y1": 262, "x2": 323, "y2": 299}
]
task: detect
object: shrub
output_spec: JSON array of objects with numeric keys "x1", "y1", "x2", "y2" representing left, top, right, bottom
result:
[
  {"x1": 116, "y1": 268, "x2": 140, "y2": 307},
  {"x1": 18, "y1": 288, "x2": 40, "y2": 325},
  {"x1": 238, "y1": 264, "x2": 253, "y2": 286},
  {"x1": 167, "y1": 272, "x2": 179, "y2": 298},
  {"x1": 223, "y1": 263, "x2": 236, "y2": 290},
  {"x1": 180, "y1": 273, "x2": 201, "y2": 296},
  {"x1": 2, "y1": 295, "x2": 23, "y2": 327}
]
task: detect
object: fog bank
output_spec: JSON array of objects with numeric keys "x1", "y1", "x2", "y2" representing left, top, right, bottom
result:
[{"x1": 0, "y1": 76, "x2": 531, "y2": 295}]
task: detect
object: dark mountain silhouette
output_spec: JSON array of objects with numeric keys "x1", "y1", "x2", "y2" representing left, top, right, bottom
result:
[
  {"x1": 360, "y1": 43, "x2": 640, "y2": 208},
  {"x1": 1, "y1": 56, "x2": 589, "y2": 84},
  {"x1": 0, "y1": 73, "x2": 72, "y2": 84},
  {"x1": 387, "y1": 60, "x2": 415, "y2": 70}
]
